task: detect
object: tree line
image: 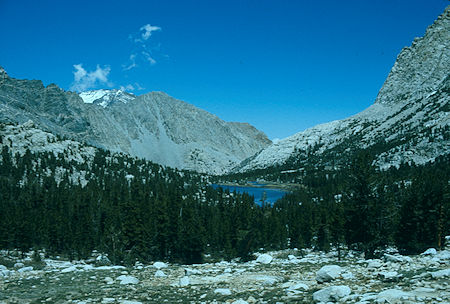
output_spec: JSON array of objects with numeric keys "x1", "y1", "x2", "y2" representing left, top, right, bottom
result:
[{"x1": 0, "y1": 144, "x2": 448, "y2": 265}]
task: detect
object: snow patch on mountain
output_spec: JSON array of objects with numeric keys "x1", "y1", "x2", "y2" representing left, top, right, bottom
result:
[{"x1": 79, "y1": 89, "x2": 136, "y2": 107}]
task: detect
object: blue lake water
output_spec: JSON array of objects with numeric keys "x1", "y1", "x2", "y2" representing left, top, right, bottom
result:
[{"x1": 211, "y1": 183, "x2": 288, "y2": 205}]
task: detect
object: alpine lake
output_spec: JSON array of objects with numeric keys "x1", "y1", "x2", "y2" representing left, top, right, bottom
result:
[{"x1": 211, "y1": 182, "x2": 289, "y2": 205}]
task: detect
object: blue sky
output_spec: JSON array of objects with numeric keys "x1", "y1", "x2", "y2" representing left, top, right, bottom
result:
[{"x1": 0, "y1": 0, "x2": 448, "y2": 139}]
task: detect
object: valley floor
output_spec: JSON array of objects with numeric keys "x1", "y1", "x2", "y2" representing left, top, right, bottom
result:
[{"x1": 1, "y1": 245, "x2": 450, "y2": 304}]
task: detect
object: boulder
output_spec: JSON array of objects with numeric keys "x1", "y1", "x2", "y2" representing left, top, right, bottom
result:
[
  {"x1": 287, "y1": 255, "x2": 300, "y2": 264},
  {"x1": 184, "y1": 267, "x2": 201, "y2": 276},
  {"x1": 13, "y1": 262, "x2": 24, "y2": 269},
  {"x1": 286, "y1": 282, "x2": 309, "y2": 292},
  {"x1": 435, "y1": 250, "x2": 450, "y2": 261},
  {"x1": 384, "y1": 253, "x2": 406, "y2": 263},
  {"x1": 17, "y1": 266, "x2": 33, "y2": 273},
  {"x1": 255, "y1": 254, "x2": 273, "y2": 264},
  {"x1": 117, "y1": 275, "x2": 139, "y2": 285},
  {"x1": 254, "y1": 275, "x2": 281, "y2": 286},
  {"x1": 421, "y1": 248, "x2": 437, "y2": 255},
  {"x1": 214, "y1": 288, "x2": 232, "y2": 296},
  {"x1": 316, "y1": 265, "x2": 342, "y2": 283},
  {"x1": 430, "y1": 269, "x2": 450, "y2": 279},
  {"x1": 153, "y1": 261, "x2": 168, "y2": 269},
  {"x1": 179, "y1": 276, "x2": 190, "y2": 287},
  {"x1": 341, "y1": 271, "x2": 354, "y2": 280},
  {"x1": 366, "y1": 259, "x2": 383, "y2": 268},
  {"x1": 378, "y1": 271, "x2": 401, "y2": 281},
  {"x1": 313, "y1": 285, "x2": 351, "y2": 303},
  {"x1": 0, "y1": 269, "x2": 11, "y2": 277},
  {"x1": 155, "y1": 270, "x2": 166, "y2": 277},
  {"x1": 95, "y1": 255, "x2": 111, "y2": 266},
  {"x1": 231, "y1": 300, "x2": 248, "y2": 304},
  {"x1": 104, "y1": 277, "x2": 114, "y2": 285},
  {"x1": 61, "y1": 266, "x2": 77, "y2": 273},
  {"x1": 376, "y1": 289, "x2": 410, "y2": 303},
  {"x1": 83, "y1": 265, "x2": 94, "y2": 271}
]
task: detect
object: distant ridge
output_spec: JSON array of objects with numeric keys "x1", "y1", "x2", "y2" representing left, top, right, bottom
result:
[{"x1": 0, "y1": 70, "x2": 271, "y2": 174}]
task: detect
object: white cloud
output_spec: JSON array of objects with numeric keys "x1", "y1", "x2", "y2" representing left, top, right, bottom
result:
[
  {"x1": 122, "y1": 23, "x2": 163, "y2": 71},
  {"x1": 134, "y1": 83, "x2": 145, "y2": 91},
  {"x1": 123, "y1": 54, "x2": 137, "y2": 71},
  {"x1": 140, "y1": 24, "x2": 161, "y2": 41},
  {"x1": 119, "y1": 82, "x2": 145, "y2": 92},
  {"x1": 73, "y1": 64, "x2": 87, "y2": 83},
  {"x1": 120, "y1": 84, "x2": 135, "y2": 91},
  {"x1": 142, "y1": 51, "x2": 156, "y2": 65},
  {"x1": 70, "y1": 64, "x2": 111, "y2": 91}
]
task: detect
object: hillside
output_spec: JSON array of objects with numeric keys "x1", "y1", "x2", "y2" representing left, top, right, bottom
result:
[
  {"x1": 236, "y1": 7, "x2": 449, "y2": 173},
  {"x1": 0, "y1": 70, "x2": 271, "y2": 174}
]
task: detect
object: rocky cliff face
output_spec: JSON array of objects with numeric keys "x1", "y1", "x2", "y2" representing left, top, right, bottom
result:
[
  {"x1": 237, "y1": 6, "x2": 450, "y2": 172},
  {"x1": 375, "y1": 8, "x2": 449, "y2": 105},
  {"x1": 0, "y1": 69, "x2": 271, "y2": 174}
]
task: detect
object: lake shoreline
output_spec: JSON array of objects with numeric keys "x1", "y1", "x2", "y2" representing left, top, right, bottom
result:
[
  {"x1": 213, "y1": 181, "x2": 299, "y2": 191},
  {"x1": 210, "y1": 182, "x2": 292, "y2": 205}
]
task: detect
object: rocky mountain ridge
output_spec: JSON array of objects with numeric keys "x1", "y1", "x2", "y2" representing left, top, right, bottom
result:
[
  {"x1": 236, "y1": 6, "x2": 450, "y2": 173},
  {"x1": 79, "y1": 89, "x2": 136, "y2": 107},
  {"x1": 0, "y1": 69, "x2": 271, "y2": 174}
]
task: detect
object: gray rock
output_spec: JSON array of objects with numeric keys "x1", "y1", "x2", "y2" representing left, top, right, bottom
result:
[
  {"x1": 421, "y1": 248, "x2": 437, "y2": 255},
  {"x1": 116, "y1": 275, "x2": 139, "y2": 285},
  {"x1": 286, "y1": 282, "x2": 309, "y2": 292},
  {"x1": 231, "y1": 300, "x2": 248, "y2": 304},
  {"x1": 255, "y1": 275, "x2": 281, "y2": 286},
  {"x1": 376, "y1": 289, "x2": 411, "y2": 303},
  {"x1": 214, "y1": 288, "x2": 232, "y2": 296},
  {"x1": 179, "y1": 276, "x2": 190, "y2": 287},
  {"x1": 429, "y1": 269, "x2": 450, "y2": 279},
  {"x1": 153, "y1": 261, "x2": 168, "y2": 269},
  {"x1": 255, "y1": 254, "x2": 273, "y2": 264},
  {"x1": 341, "y1": 271, "x2": 354, "y2": 280},
  {"x1": 0, "y1": 269, "x2": 11, "y2": 277},
  {"x1": 316, "y1": 265, "x2": 342, "y2": 283},
  {"x1": 154, "y1": 270, "x2": 166, "y2": 277},
  {"x1": 184, "y1": 267, "x2": 201, "y2": 276},
  {"x1": 366, "y1": 259, "x2": 383, "y2": 268},
  {"x1": 17, "y1": 266, "x2": 33, "y2": 273},
  {"x1": 384, "y1": 253, "x2": 409, "y2": 263},
  {"x1": 95, "y1": 255, "x2": 111, "y2": 266},
  {"x1": 378, "y1": 271, "x2": 401, "y2": 281},
  {"x1": 104, "y1": 277, "x2": 114, "y2": 285},
  {"x1": 313, "y1": 285, "x2": 351, "y2": 303}
]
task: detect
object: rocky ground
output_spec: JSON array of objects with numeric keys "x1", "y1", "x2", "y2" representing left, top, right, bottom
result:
[{"x1": 0, "y1": 243, "x2": 449, "y2": 304}]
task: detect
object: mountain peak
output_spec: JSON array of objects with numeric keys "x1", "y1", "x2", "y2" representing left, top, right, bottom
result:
[
  {"x1": 375, "y1": 6, "x2": 449, "y2": 105},
  {"x1": 236, "y1": 6, "x2": 450, "y2": 173},
  {"x1": 0, "y1": 66, "x2": 8, "y2": 80},
  {"x1": 79, "y1": 89, "x2": 136, "y2": 107}
]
